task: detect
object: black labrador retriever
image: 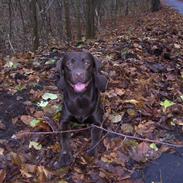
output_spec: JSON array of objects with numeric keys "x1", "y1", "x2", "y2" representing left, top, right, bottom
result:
[{"x1": 56, "y1": 51, "x2": 107, "y2": 167}]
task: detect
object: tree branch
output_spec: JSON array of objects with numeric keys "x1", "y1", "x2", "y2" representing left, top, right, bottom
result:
[
  {"x1": 15, "y1": 124, "x2": 183, "y2": 148},
  {"x1": 15, "y1": 126, "x2": 91, "y2": 139},
  {"x1": 92, "y1": 124, "x2": 183, "y2": 148}
]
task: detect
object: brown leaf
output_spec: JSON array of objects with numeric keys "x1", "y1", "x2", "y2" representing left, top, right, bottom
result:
[
  {"x1": 33, "y1": 111, "x2": 44, "y2": 118},
  {"x1": 135, "y1": 121, "x2": 155, "y2": 137},
  {"x1": 10, "y1": 152, "x2": 24, "y2": 167},
  {"x1": 0, "y1": 170, "x2": 6, "y2": 183},
  {"x1": 130, "y1": 142, "x2": 150, "y2": 162},
  {"x1": 37, "y1": 166, "x2": 53, "y2": 182},
  {"x1": 101, "y1": 154, "x2": 116, "y2": 163},
  {"x1": 121, "y1": 123, "x2": 134, "y2": 134},
  {"x1": 49, "y1": 143, "x2": 60, "y2": 153},
  {"x1": 114, "y1": 88, "x2": 125, "y2": 96},
  {"x1": 110, "y1": 114, "x2": 122, "y2": 123},
  {"x1": 20, "y1": 168, "x2": 33, "y2": 178},
  {"x1": 0, "y1": 148, "x2": 4, "y2": 155},
  {"x1": 127, "y1": 108, "x2": 137, "y2": 118},
  {"x1": 20, "y1": 115, "x2": 34, "y2": 126}
]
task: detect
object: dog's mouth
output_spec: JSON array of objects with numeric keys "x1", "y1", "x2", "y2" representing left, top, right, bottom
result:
[
  {"x1": 69, "y1": 80, "x2": 91, "y2": 93},
  {"x1": 73, "y1": 83, "x2": 87, "y2": 92}
]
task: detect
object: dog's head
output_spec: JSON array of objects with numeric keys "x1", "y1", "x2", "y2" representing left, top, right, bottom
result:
[{"x1": 56, "y1": 51, "x2": 107, "y2": 93}]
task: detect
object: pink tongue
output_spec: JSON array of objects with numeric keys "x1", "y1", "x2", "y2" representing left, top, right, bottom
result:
[{"x1": 74, "y1": 83, "x2": 86, "y2": 92}]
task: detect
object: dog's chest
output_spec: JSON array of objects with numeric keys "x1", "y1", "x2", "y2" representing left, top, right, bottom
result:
[{"x1": 66, "y1": 95, "x2": 96, "y2": 120}]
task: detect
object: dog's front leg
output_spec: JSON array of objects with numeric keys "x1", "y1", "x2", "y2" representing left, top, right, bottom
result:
[
  {"x1": 60, "y1": 120, "x2": 73, "y2": 166},
  {"x1": 87, "y1": 113, "x2": 103, "y2": 156},
  {"x1": 55, "y1": 113, "x2": 73, "y2": 168},
  {"x1": 89, "y1": 123, "x2": 102, "y2": 155}
]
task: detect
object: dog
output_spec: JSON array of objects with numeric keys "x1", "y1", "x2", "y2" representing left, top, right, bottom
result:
[{"x1": 55, "y1": 51, "x2": 107, "y2": 167}]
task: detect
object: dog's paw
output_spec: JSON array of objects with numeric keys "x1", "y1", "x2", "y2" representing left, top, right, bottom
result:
[{"x1": 54, "y1": 151, "x2": 73, "y2": 169}]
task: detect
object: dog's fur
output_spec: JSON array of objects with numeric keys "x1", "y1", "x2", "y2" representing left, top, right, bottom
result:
[{"x1": 56, "y1": 51, "x2": 107, "y2": 167}]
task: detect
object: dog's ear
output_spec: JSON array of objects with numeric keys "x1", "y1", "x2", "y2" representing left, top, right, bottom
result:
[
  {"x1": 93, "y1": 56, "x2": 108, "y2": 92},
  {"x1": 56, "y1": 55, "x2": 65, "y2": 90}
]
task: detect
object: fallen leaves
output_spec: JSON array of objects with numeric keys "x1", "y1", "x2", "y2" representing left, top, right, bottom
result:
[
  {"x1": 135, "y1": 121, "x2": 156, "y2": 137},
  {"x1": 42, "y1": 93, "x2": 58, "y2": 100},
  {"x1": 121, "y1": 124, "x2": 134, "y2": 134},
  {"x1": 0, "y1": 170, "x2": 6, "y2": 183},
  {"x1": 0, "y1": 6, "x2": 182, "y2": 183},
  {"x1": 123, "y1": 99, "x2": 139, "y2": 105},
  {"x1": 0, "y1": 148, "x2": 4, "y2": 156},
  {"x1": 29, "y1": 141, "x2": 42, "y2": 150},
  {"x1": 129, "y1": 142, "x2": 149, "y2": 162},
  {"x1": 150, "y1": 143, "x2": 158, "y2": 151},
  {"x1": 160, "y1": 99, "x2": 175, "y2": 112},
  {"x1": 30, "y1": 119, "x2": 41, "y2": 127},
  {"x1": 20, "y1": 115, "x2": 34, "y2": 126},
  {"x1": 110, "y1": 114, "x2": 122, "y2": 123},
  {"x1": 37, "y1": 100, "x2": 49, "y2": 108}
]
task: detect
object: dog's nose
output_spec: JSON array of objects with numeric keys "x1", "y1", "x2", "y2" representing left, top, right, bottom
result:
[
  {"x1": 76, "y1": 72, "x2": 82, "y2": 77},
  {"x1": 74, "y1": 71, "x2": 85, "y2": 80}
]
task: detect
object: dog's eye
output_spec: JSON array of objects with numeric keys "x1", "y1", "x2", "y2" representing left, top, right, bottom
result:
[
  {"x1": 66, "y1": 62, "x2": 72, "y2": 68},
  {"x1": 84, "y1": 60, "x2": 90, "y2": 66}
]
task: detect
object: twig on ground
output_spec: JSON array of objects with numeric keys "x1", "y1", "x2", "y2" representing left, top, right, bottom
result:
[
  {"x1": 15, "y1": 124, "x2": 183, "y2": 148},
  {"x1": 87, "y1": 119, "x2": 121, "y2": 153},
  {"x1": 15, "y1": 126, "x2": 91, "y2": 139},
  {"x1": 92, "y1": 124, "x2": 183, "y2": 148}
]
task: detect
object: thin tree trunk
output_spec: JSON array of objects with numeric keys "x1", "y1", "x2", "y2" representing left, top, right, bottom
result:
[
  {"x1": 37, "y1": 0, "x2": 50, "y2": 45},
  {"x1": 125, "y1": 0, "x2": 129, "y2": 16},
  {"x1": 151, "y1": 0, "x2": 160, "y2": 11},
  {"x1": 17, "y1": 0, "x2": 26, "y2": 50},
  {"x1": 8, "y1": 0, "x2": 12, "y2": 40},
  {"x1": 56, "y1": 0, "x2": 64, "y2": 40},
  {"x1": 86, "y1": 0, "x2": 96, "y2": 39},
  {"x1": 63, "y1": 0, "x2": 72, "y2": 42},
  {"x1": 114, "y1": 0, "x2": 118, "y2": 27},
  {"x1": 76, "y1": 0, "x2": 82, "y2": 40},
  {"x1": 30, "y1": 0, "x2": 39, "y2": 51}
]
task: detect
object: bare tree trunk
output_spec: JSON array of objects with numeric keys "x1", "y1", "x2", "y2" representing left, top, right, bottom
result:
[
  {"x1": 56, "y1": 0, "x2": 64, "y2": 40},
  {"x1": 76, "y1": 0, "x2": 82, "y2": 40},
  {"x1": 8, "y1": 0, "x2": 12, "y2": 40},
  {"x1": 95, "y1": 0, "x2": 104, "y2": 32},
  {"x1": 114, "y1": 0, "x2": 118, "y2": 26},
  {"x1": 125, "y1": 0, "x2": 129, "y2": 16},
  {"x1": 30, "y1": 0, "x2": 39, "y2": 51},
  {"x1": 86, "y1": 0, "x2": 96, "y2": 39},
  {"x1": 63, "y1": 0, "x2": 72, "y2": 42},
  {"x1": 37, "y1": 0, "x2": 50, "y2": 45},
  {"x1": 111, "y1": 0, "x2": 118, "y2": 27},
  {"x1": 151, "y1": 0, "x2": 160, "y2": 11},
  {"x1": 17, "y1": 0, "x2": 26, "y2": 50}
]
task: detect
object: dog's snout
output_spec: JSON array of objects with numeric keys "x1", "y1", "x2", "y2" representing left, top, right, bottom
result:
[
  {"x1": 76, "y1": 72, "x2": 83, "y2": 77},
  {"x1": 73, "y1": 70, "x2": 85, "y2": 81}
]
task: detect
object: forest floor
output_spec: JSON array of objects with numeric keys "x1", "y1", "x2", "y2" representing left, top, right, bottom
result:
[{"x1": 0, "y1": 7, "x2": 183, "y2": 183}]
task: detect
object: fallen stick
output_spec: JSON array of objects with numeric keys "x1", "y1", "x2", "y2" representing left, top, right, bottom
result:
[
  {"x1": 15, "y1": 126, "x2": 91, "y2": 139},
  {"x1": 14, "y1": 125, "x2": 183, "y2": 148},
  {"x1": 92, "y1": 124, "x2": 183, "y2": 148}
]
